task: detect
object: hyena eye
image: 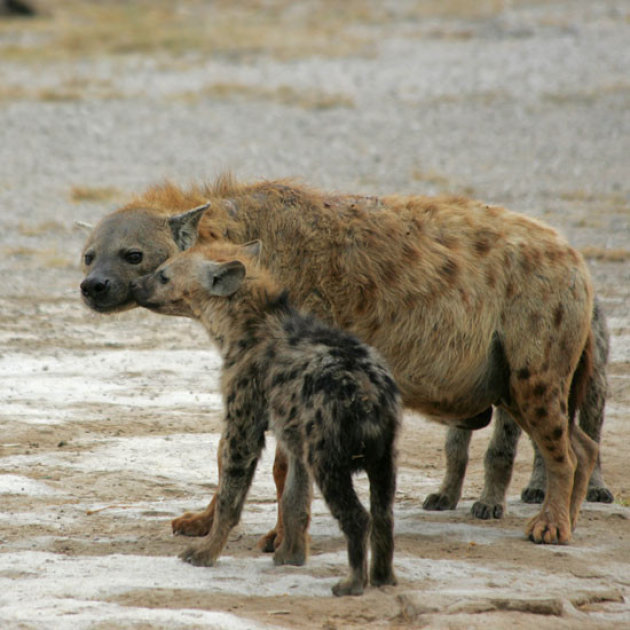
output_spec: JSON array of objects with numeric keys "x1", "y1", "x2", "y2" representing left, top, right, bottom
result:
[
  {"x1": 158, "y1": 270, "x2": 169, "y2": 285},
  {"x1": 84, "y1": 252, "x2": 94, "y2": 266},
  {"x1": 124, "y1": 251, "x2": 143, "y2": 265}
]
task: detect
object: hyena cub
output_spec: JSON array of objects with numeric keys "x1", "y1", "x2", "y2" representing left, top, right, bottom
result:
[{"x1": 131, "y1": 241, "x2": 401, "y2": 597}]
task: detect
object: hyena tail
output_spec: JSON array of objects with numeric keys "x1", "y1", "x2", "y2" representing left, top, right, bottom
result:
[{"x1": 568, "y1": 329, "x2": 594, "y2": 423}]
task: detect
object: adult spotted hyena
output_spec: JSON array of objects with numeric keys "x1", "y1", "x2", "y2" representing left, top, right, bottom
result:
[
  {"x1": 130, "y1": 242, "x2": 401, "y2": 596},
  {"x1": 81, "y1": 175, "x2": 597, "y2": 545}
]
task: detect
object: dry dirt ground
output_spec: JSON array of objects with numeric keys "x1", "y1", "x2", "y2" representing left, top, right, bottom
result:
[{"x1": 1, "y1": 1, "x2": 629, "y2": 628}]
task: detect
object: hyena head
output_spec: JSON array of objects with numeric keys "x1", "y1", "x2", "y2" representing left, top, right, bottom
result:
[
  {"x1": 130, "y1": 241, "x2": 261, "y2": 319},
  {"x1": 80, "y1": 204, "x2": 208, "y2": 313}
]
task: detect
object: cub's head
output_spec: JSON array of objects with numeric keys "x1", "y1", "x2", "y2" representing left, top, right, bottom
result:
[
  {"x1": 80, "y1": 204, "x2": 208, "y2": 313},
  {"x1": 130, "y1": 242, "x2": 261, "y2": 318}
]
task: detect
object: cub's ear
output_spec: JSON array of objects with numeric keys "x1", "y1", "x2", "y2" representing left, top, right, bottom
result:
[
  {"x1": 168, "y1": 203, "x2": 210, "y2": 251},
  {"x1": 202, "y1": 260, "x2": 246, "y2": 297},
  {"x1": 241, "y1": 240, "x2": 262, "y2": 260}
]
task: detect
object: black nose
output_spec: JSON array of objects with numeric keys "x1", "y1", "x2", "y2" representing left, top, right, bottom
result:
[{"x1": 81, "y1": 276, "x2": 110, "y2": 298}]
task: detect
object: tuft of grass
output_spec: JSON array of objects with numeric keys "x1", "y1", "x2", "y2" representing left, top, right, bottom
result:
[
  {"x1": 70, "y1": 186, "x2": 122, "y2": 203},
  {"x1": 543, "y1": 83, "x2": 630, "y2": 106},
  {"x1": 0, "y1": 77, "x2": 120, "y2": 103},
  {"x1": 580, "y1": 246, "x2": 630, "y2": 263},
  {"x1": 176, "y1": 82, "x2": 354, "y2": 110},
  {"x1": 18, "y1": 220, "x2": 65, "y2": 236}
]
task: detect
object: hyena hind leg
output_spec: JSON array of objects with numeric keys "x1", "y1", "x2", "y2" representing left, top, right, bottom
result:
[
  {"x1": 472, "y1": 407, "x2": 522, "y2": 519},
  {"x1": 316, "y1": 466, "x2": 370, "y2": 597},
  {"x1": 366, "y1": 452, "x2": 397, "y2": 588},
  {"x1": 423, "y1": 427, "x2": 472, "y2": 511}
]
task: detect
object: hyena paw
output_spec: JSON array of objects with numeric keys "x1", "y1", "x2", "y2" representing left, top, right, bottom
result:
[
  {"x1": 370, "y1": 568, "x2": 397, "y2": 588},
  {"x1": 332, "y1": 576, "x2": 365, "y2": 597},
  {"x1": 526, "y1": 511, "x2": 571, "y2": 545},
  {"x1": 471, "y1": 501, "x2": 504, "y2": 519},
  {"x1": 586, "y1": 486, "x2": 614, "y2": 503},
  {"x1": 422, "y1": 492, "x2": 457, "y2": 511},
  {"x1": 521, "y1": 487, "x2": 546, "y2": 504},
  {"x1": 172, "y1": 511, "x2": 212, "y2": 537},
  {"x1": 179, "y1": 545, "x2": 217, "y2": 567},
  {"x1": 273, "y1": 544, "x2": 306, "y2": 567},
  {"x1": 258, "y1": 528, "x2": 280, "y2": 553}
]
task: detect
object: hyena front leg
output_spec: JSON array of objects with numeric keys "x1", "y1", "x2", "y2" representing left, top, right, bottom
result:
[
  {"x1": 472, "y1": 408, "x2": 522, "y2": 519},
  {"x1": 423, "y1": 427, "x2": 472, "y2": 511},
  {"x1": 273, "y1": 454, "x2": 312, "y2": 567},
  {"x1": 180, "y1": 430, "x2": 262, "y2": 567}
]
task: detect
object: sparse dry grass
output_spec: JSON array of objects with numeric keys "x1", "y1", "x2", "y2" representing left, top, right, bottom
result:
[
  {"x1": 3, "y1": 246, "x2": 73, "y2": 268},
  {"x1": 18, "y1": 221, "x2": 65, "y2": 236},
  {"x1": 411, "y1": 167, "x2": 476, "y2": 196},
  {"x1": 580, "y1": 246, "x2": 630, "y2": 263},
  {"x1": 175, "y1": 82, "x2": 354, "y2": 110},
  {"x1": 70, "y1": 186, "x2": 122, "y2": 203},
  {"x1": 543, "y1": 83, "x2": 630, "y2": 106},
  {"x1": 0, "y1": 0, "x2": 375, "y2": 64},
  {"x1": 0, "y1": 0, "x2": 539, "y2": 65},
  {"x1": 0, "y1": 77, "x2": 120, "y2": 103}
]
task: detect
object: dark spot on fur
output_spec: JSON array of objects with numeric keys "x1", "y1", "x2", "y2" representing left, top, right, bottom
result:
[
  {"x1": 535, "y1": 407, "x2": 548, "y2": 419},
  {"x1": 517, "y1": 368, "x2": 531, "y2": 380},
  {"x1": 560, "y1": 401, "x2": 567, "y2": 414},
  {"x1": 554, "y1": 454, "x2": 565, "y2": 463},
  {"x1": 554, "y1": 304, "x2": 564, "y2": 328},
  {"x1": 485, "y1": 267, "x2": 497, "y2": 288},
  {"x1": 473, "y1": 233, "x2": 492, "y2": 256},
  {"x1": 552, "y1": 426, "x2": 563, "y2": 439},
  {"x1": 505, "y1": 282, "x2": 515, "y2": 299},
  {"x1": 533, "y1": 383, "x2": 547, "y2": 397},
  {"x1": 440, "y1": 257, "x2": 459, "y2": 284}
]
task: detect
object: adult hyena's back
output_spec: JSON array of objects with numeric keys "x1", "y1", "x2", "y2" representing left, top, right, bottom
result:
[{"x1": 222, "y1": 188, "x2": 593, "y2": 419}]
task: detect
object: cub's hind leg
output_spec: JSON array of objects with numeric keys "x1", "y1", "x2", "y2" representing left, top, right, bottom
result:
[
  {"x1": 314, "y1": 464, "x2": 370, "y2": 596},
  {"x1": 365, "y1": 451, "x2": 397, "y2": 588}
]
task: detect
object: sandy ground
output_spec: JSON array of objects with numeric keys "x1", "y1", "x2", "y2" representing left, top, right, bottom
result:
[{"x1": 1, "y1": 1, "x2": 629, "y2": 628}]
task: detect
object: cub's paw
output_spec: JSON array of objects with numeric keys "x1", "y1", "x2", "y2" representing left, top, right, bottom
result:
[
  {"x1": 258, "y1": 528, "x2": 280, "y2": 553},
  {"x1": 332, "y1": 577, "x2": 365, "y2": 597},
  {"x1": 179, "y1": 545, "x2": 217, "y2": 567},
  {"x1": 172, "y1": 511, "x2": 212, "y2": 537},
  {"x1": 471, "y1": 501, "x2": 503, "y2": 520},
  {"x1": 370, "y1": 569, "x2": 397, "y2": 588},
  {"x1": 273, "y1": 545, "x2": 306, "y2": 567},
  {"x1": 422, "y1": 493, "x2": 456, "y2": 511}
]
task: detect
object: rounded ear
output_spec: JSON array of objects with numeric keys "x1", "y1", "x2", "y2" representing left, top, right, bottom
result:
[
  {"x1": 168, "y1": 203, "x2": 210, "y2": 251},
  {"x1": 241, "y1": 240, "x2": 262, "y2": 260},
  {"x1": 203, "y1": 260, "x2": 246, "y2": 297}
]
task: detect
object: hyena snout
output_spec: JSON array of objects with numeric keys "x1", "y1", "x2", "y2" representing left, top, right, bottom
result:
[
  {"x1": 80, "y1": 275, "x2": 110, "y2": 299},
  {"x1": 81, "y1": 269, "x2": 137, "y2": 313}
]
